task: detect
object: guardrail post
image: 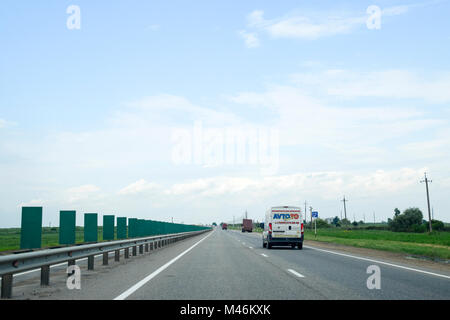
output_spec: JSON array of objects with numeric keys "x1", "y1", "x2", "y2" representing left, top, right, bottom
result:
[
  {"x1": 103, "y1": 252, "x2": 108, "y2": 265},
  {"x1": 132, "y1": 246, "x2": 137, "y2": 256},
  {"x1": 1, "y1": 274, "x2": 13, "y2": 299},
  {"x1": 139, "y1": 245, "x2": 143, "y2": 254},
  {"x1": 115, "y1": 250, "x2": 120, "y2": 262},
  {"x1": 125, "y1": 247, "x2": 130, "y2": 259},
  {"x1": 88, "y1": 255, "x2": 95, "y2": 270},
  {"x1": 145, "y1": 243, "x2": 149, "y2": 252},
  {"x1": 40, "y1": 265, "x2": 50, "y2": 286}
]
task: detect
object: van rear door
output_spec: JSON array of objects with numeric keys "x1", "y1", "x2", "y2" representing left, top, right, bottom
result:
[{"x1": 271, "y1": 207, "x2": 301, "y2": 238}]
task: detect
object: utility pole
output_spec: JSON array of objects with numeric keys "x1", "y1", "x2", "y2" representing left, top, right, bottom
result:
[
  {"x1": 420, "y1": 172, "x2": 433, "y2": 232},
  {"x1": 309, "y1": 206, "x2": 313, "y2": 230},
  {"x1": 304, "y1": 201, "x2": 307, "y2": 223},
  {"x1": 341, "y1": 196, "x2": 348, "y2": 220},
  {"x1": 363, "y1": 213, "x2": 365, "y2": 223},
  {"x1": 373, "y1": 211, "x2": 376, "y2": 224}
]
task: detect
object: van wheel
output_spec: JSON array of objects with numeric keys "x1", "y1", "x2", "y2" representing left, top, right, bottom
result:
[
  {"x1": 298, "y1": 243, "x2": 303, "y2": 250},
  {"x1": 263, "y1": 240, "x2": 267, "y2": 248}
]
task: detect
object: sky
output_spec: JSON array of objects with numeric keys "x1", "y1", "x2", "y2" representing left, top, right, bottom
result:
[{"x1": 1, "y1": 0, "x2": 450, "y2": 227}]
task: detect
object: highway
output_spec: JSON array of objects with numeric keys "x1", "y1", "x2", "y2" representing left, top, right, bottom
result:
[{"x1": 6, "y1": 228, "x2": 450, "y2": 300}]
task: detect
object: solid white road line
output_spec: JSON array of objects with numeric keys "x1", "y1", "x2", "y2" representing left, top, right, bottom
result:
[
  {"x1": 304, "y1": 245, "x2": 450, "y2": 280},
  {"x1": 249, "y1": 246, "x2": 253, "y2": 249},
  {"x1": 261, "y1": 254, "x2": 268, "y2": 258},
  {"x1": 114, "y1": 231, "x2": 214, "y2": 300},
  {"x1": 287, "y1": 269, "x2": 305, "y2": 278}
]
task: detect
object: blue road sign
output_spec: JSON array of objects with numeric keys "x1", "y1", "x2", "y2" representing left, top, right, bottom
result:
[{"x1": 312, "y1": 211, "x2": 319, "y2": 218}]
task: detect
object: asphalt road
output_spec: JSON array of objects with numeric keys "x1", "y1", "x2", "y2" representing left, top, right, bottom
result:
[{"x1": 7, "y1": 228, "x2": 450, "y2": 300}]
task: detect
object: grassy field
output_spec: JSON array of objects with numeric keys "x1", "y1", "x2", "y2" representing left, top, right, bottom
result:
[
  {"x1": 0, "y1": 227, "x2": 110, "y2": 253},
  {"x1": 303, "y1": 228, "x2": 450, "y2": 260}
]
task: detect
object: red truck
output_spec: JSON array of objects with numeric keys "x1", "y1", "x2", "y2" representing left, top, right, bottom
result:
[
  {"x1": 242, "y1": 219, "x2": 253, "y2": 232},
  {"x1": 222, "y1": 223, "x2": 228, "y2": 230}
]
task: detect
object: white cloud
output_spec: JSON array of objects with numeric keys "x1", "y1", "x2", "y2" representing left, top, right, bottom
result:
[
  {"x1": 164, "y1": 167, "x2": 427, "y2": 200},
  {"x1": 18, "y1": 199, "x2": 45, "y2": 208},
  {"x1": 0, "y1": 118, "x2": 16, "y2": 129},
  {"x1": 118, "y1": 179, "x2": 160, "y2": 195},
  {"x1": 382, "y1": 5, "x2": 409, "y2": 16},
  {"x1": 242, "y1": 4, "x2": 415, "y2": 44},
  {"x1": 290, "y1": 69, "x2": 450, "y2": 103},
  {"x1": 238, "y1": 30, "x2": 260, "y2": 48},
  {"x1": 2, "y1": 68, "x2": 450, "y2": 225},
  {"x1": 67, "y1": 185, "x2": 101, "y2": 203},
  {"x1": 230, "y1": 84, "x2": 442, "y2": 151}
]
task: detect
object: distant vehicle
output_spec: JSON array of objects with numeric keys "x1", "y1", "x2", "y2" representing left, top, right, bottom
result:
[
  {"x1": 263, "y1": 206, "x2": 303, "y2": 250},
  {"x1": 242, "y1": 219, "x2": 253, "y2": 232},
  {"x1": 222, "y1": 223, "x2": 228, "y2": 230}
]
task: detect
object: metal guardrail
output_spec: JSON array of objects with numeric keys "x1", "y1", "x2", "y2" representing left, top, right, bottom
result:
[{"x1": 0, "y1": 229, "x2": 211, "y2": 299}]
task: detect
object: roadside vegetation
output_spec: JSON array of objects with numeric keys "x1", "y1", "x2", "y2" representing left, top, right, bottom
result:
[
  {"x1": 226, "y1": 208, "x2": 449, "y2": 260},
  {"x1": 304, "y1": 207, "x2": 449, "y2": 260},
  {"x1": 0, "y1": 227, "x2": 108, "y2": 253}
]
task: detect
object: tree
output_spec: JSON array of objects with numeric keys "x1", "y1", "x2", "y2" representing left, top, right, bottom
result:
[
  {"x1": 315, "y1": 218, "x2": 331, "y2": 228},
  {"x1": 394, "y1": 208, "x2": 401, "y2": 218},
  {"x1": 431, "y1": 219, "x2": 445, "y2": 231},
  {"x1": 389, "y1": 207, "x2": 423, "y2": 232},
  {"x1": 332, "y1": 216, "x2": 340, "y2": 226},
  {"x1": 341, "y1": 218, "x2": 351, "y2": 226}
]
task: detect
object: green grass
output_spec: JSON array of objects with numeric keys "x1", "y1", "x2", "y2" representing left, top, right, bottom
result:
[
  {"x1": 303, "y1": 228, "x2": 450, "y2": 260},
  {"x1": 228, "y1": 224, "x2": 450, "y2": 260},
  {"x1": 0, "y1": 227, "x2": 110, "y2": 253}
]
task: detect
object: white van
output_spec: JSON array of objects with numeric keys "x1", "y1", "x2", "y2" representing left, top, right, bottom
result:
[{"x1": 262, "y1": 206, "x2": 304, "y2": 249}]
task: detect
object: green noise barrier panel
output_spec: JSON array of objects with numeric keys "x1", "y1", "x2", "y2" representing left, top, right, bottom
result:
[
  {"x1": 128, "y1": 218, "x2": 138, "y2": 238},
  {"x1": 103, "y1": 215, "x2": 115, "y2": 241},
  {"x1": 59, "y1": 210, "x2": 76, "y2": 245},
  {"x1": 20, "y1": 207, "x2": 43, "y2": 249},
  {"x1": 117, "y1": 217, "x2": 127, "y2": 239},
  {"x1": 84, "y1": 213, "x2": 98, "y2": 243}
]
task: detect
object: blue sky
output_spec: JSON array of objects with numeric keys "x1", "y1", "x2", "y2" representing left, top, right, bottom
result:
[{"x1": 1, "y1": 0, "x2": 450, "y2": 227}]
